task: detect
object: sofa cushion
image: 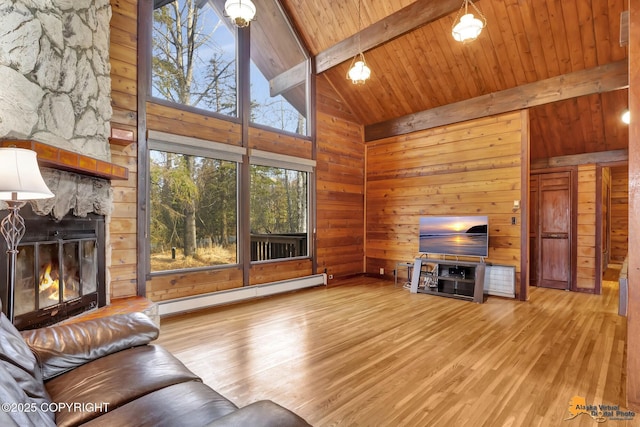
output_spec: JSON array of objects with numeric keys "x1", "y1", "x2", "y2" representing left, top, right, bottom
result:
[
  {"x1": 80, "y1": 381, "x2": 239, "y2": 427},
  {"x1": 21, "y1": 312, "x2": 159, "y2": 380},
  {"x1": 45, "y1": 345, "x2": 201, "y2": 426},
  {"x1": 0, "y1": 313, "x2": 54, "y2": 425},
  {"x1": 205, "y1": 400, "x2": 312, "y2": 427}
]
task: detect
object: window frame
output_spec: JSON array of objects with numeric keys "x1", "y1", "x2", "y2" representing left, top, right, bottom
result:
[
  {"x1": 248, "y1": 149, "x2": 315, "y2": 264},
  {"x1": 139, "y1": 0, "x2": 317, "y2": 287},
  {"x1": 146, "y1": 130, "x2": 245, "y2": 276},
  {"x1": 149, "y1": 0, "x2": 241, "y2": 123},
  {"x1": 147, "y1": 0, "x2": 313, "y2": 137}
]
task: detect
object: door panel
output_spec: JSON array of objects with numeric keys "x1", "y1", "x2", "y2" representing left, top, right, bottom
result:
[{"x1": 541, "y1": 238, "x2": 570, "y2": 284}]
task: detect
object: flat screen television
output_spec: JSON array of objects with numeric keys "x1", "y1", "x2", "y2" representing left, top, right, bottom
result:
[{"x1": 419, "y1": 216, "x2": 488, "y2": 257}]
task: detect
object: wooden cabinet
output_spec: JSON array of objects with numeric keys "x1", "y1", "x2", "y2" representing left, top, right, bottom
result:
[{"x1": 409, "y1": 258, "x2": 485, "y2": 303}]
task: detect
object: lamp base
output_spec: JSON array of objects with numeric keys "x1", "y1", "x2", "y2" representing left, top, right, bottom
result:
[{"x1": 1, "y1": 200, "x2": 27, "y2": 323}]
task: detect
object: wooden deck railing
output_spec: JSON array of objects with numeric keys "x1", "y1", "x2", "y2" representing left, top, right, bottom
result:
[{"x1": 251, "y1": 233, "x2": 307, "y2": 261}]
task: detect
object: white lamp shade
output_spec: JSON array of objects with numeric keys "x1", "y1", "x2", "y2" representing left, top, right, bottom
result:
[
  {"x1": 622, "y1": 110, "x2": 631, "y2": 124},
  {"x1": 452, "y1": 13, "x2": 485, "y2": 42},
  {"x1": 348, "y1": 60, "x2": 371, "y2": 84},
  {"x1": 224, "y1": 0, "x2": 256, "y2": 27},
  {"x1": 0, "y1": 148, "x2": 54, "y2": 201}
]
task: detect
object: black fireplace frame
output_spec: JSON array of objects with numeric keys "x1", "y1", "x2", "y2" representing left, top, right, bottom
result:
[{"x1": 0, "y1": 204, "x2": 106, "y2": 329}]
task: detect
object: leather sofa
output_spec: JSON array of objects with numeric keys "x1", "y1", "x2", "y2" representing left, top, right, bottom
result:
[{"x1": 0, "y1": 300, "x2": 311, "y2": 427}]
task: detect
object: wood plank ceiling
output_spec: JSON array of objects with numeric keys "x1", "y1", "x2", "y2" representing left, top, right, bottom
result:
[{"x1": 279, "y1": 0, "x2": 629, "y2": 160}]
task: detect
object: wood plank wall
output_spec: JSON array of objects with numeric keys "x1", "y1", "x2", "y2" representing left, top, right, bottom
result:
[
  {"x1": 315, "y1": 76, "x2": 365, "y2": 279},
  {"x1": 109, "y1": 0, "x2": 139, "y2": 299},
  {"x1": 365, "y1": 111, "x2": 524, "y2": 295},
  {"x1": 610, "y1": 164, "x2": 629, "y2": 263},
  {"x1": 576, "y1": 164, "x2": 597, "y2": 292}
]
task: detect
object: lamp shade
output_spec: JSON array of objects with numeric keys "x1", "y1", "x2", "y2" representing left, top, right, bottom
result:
[
  {"x1": 452, "y1": 13, "x2": 485, "y2": 42},
  {"x1": 348, "y1": 61, "x2": 371, "y2": 84},
  {"x1": 224, "y1": 0, "x2": 256, "y2": 27},
  {"x1": 622, "y1": 109, "x2": 631, "y2": 124},
  {"x1": 0, "y1": 148, "x2": 54, "y2": 201},
  {"x1": 347, "y1": 53, "x2": 371, "y2": 84}
]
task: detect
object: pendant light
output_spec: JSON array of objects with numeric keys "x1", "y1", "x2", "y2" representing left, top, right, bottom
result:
[
  {"x1": 451, "y1": 0, "x2": 486, "y2": 43},
  {"x1": 622, "y1": 109, "x2": 630, "y2": 124},
  {"x1": 347, "y1": 0, "x2": 371, "y2": 84},
  {"x1": 224, "y1": 0, "x2": 256, "y2": 28}
]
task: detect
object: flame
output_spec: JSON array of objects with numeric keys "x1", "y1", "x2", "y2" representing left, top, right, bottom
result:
[{"x1": 39, "y1": 264, "x2": 60, "y2": 301}]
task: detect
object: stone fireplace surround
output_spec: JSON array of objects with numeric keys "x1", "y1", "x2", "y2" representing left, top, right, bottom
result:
[{"x1": 0, "y1": 0, "x2": 113, "y2": 161}]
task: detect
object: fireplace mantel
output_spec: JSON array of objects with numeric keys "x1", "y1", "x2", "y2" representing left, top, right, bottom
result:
[{"x1": 0, "y1": 140, "x2": 128, "y2": 181}]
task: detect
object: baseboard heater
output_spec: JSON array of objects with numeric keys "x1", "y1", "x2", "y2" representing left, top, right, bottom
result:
[
  {"x1": 158, "y1": 274, "x2": 326, "y2": 316},
  {"x1": 484, "y1": 264, "x2": 516, "y2": 298}
]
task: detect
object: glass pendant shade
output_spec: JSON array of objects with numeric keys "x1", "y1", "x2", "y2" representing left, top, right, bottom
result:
[
  {"x1": 452, "y1": 13, "x2": 485, "y2": 42},
  {"x1": 346, "y1": 0, "x2": 371, "y2": 85},
  {"x1": 622, "y1": 110, "x2": 630, "y2": 124},
  {"x1": 0, "y1": 148, "x2": 53, "y2": 201},
  {"x1": 347, "y1": 54, "x2": 371, "y2": 84},
  {"x1": 224, "y1": 0, "x2": 256, "y2": 28}
]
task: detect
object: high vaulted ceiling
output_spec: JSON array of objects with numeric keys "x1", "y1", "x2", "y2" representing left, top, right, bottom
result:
[{"x1": 279, "y1": 0, "x2": 630, "y2": 160}]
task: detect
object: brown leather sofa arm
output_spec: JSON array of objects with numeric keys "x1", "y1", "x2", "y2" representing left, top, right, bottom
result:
[
  {"x1": 204, "y1": 400, "x2": 312, "y2": 427},
  {"x1": 20, "y1": 312, "x2": 159, "y2": 380}
]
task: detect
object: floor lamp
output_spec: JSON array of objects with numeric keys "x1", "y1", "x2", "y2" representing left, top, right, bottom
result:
[{"x1": 0, "y1": 147, "x2": 54, "y2": 323}]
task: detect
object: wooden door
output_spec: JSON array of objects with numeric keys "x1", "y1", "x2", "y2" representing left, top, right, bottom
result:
[
  {"x1": 529, "y1": 171, "x2": 574, "y2": 289},
  {"x1": 531, "y1": 171, "x2": 573, "y2": 290}
]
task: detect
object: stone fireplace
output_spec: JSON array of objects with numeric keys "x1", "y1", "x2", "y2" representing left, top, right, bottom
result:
[
  {"x1": 0, "y1": 204, "x2": 106, "y2": 330},
  {"x1": 0, "y1": 0, "x2": 117, "y2": 326}
]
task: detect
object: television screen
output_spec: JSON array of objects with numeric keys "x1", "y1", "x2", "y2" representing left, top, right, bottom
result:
[{"x1": 419, "y1": 216, "x2": 488, "y2": 257}]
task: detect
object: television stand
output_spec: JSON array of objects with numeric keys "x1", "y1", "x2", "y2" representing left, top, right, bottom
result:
[{"x1": 409, "y1": 257, "x2": 485, "y2": 303}]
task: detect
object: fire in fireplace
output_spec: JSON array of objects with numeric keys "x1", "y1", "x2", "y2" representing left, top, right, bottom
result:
[{"x1": 1, "y1": 204, "x2": 106, "y2": 330}]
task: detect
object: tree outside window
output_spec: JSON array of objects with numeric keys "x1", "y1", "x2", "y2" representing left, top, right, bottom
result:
[
  {"x1": 150, "y1": 150, "x2": 238, "y2": 272},
  {"x1": 250, "y1": 165, "x2": 308, "y2": 261},
  {"x1": 152, "y1": 0, "x2": 237, "y2": 116}
]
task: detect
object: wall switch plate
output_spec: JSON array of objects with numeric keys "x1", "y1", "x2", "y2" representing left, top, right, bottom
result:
[
  {"x1": 379, "y1": 268, "x2": 384, "y2": 275},
  {"x1": 511, "y1": 217, "x2": 517, "y2": 225}
]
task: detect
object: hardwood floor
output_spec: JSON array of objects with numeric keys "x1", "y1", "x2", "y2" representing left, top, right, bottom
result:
[{"x1": 156, "y1": 276, "x2": 631, "y2": 426}]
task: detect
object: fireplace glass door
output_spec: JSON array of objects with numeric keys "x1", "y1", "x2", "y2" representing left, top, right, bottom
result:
[
  {"x1": 1, "y1": 204, "x2": 106, "y2": 330},
  {"x1": 14, "y1": 238, "x2": 99, "y2": 320}
]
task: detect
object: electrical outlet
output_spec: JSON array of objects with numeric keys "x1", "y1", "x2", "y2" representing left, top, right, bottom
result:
[
  {"x1": 511, "y1": 217, "x2": 517, "y2": 225},
  {"x1": 379, "y1": 268, "x2": 384, "y2": 275},
  {"x1": 328, "y1": 274, "x2": 334, "y2": 279}
]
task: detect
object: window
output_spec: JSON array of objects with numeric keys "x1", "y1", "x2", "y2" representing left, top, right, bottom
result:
[
  {"x1": 148, "y1": 132, "x2": 241, "y2": 272},
  {"x1": 250, "y1": 60, "x2": 308, "y2": 135},
  {"x1": 249, "y1": 0, "x2": 309, "y2": 135},
  {"x1": 250, "y1": 164, "x2": 309, "y2": 261},
  {"x1": 152, "y1": 0, "x2": 237, "y2": 116},
  {"x1": 149, "y1": 0, "x2": 311, "y2": 134}
]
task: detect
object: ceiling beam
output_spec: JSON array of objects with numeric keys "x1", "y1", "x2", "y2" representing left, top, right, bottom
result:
[
  {"x1": 315, "y1": 0, "x2": 462, "y2": 74},
  {"x1": 531, "y1": 149, "x2": 629, "y2": 170},
  {"x1": 269, "y1": 60, "x2": 307, "y2": 97},
  {"x1": 365, "y1": 59, "x2": 629, "y2": 142}
]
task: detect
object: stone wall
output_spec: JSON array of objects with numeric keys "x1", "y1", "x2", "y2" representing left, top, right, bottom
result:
[{"x1": 0, "y1": 0, "x2": 112, "y2": 161}]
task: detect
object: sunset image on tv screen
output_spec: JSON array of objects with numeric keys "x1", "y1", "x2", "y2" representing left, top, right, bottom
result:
[{"x1": 419, "y1": 216, "x2": 488, "y2": 257}]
